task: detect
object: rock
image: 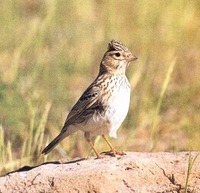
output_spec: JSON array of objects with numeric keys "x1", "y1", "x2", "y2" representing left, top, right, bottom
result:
[{"x1": 0, "y1": 152, "x2": 199, "y2": 193}]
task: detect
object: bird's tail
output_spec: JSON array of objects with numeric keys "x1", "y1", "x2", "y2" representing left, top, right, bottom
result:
[
  {"x1": 42, "y1": 132, "x2": 67, "y2": 155},
  {"x1": 42, "y1": 124, "x2": 79, "y2": 155}
]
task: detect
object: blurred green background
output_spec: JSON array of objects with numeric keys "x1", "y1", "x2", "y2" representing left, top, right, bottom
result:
[{"x1": 0, "y1": 0, "x2": 200, "y2": 174}]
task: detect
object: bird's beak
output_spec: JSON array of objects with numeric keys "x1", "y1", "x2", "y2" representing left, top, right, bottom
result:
[{"x1": 128, "y1": 55, "x2": 138, "y2": 62}]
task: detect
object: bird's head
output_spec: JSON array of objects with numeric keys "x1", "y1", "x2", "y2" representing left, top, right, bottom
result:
[{"x1": 99, "y1": 40, "x2": 137, "y2": 75}]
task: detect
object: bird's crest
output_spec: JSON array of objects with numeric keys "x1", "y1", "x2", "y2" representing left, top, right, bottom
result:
[{"x1": 108, "y1": 40, "x2": 129, "y2": 52}]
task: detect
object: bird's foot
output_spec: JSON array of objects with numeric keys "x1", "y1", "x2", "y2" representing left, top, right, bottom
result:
[
  {"x1": 101, "y1": 149, "x2": 126, "y2": 157},
  {"x1": 95, "y1": 153, "x2": 104, "y2": 159},
  {"x1": 113, "y1": 150, "x2": 126, "y2": 156}
]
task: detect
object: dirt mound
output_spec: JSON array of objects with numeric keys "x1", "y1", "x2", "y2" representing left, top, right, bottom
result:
[{"x1": 0, "y1": 152, "x2": 199, "y2": 193}]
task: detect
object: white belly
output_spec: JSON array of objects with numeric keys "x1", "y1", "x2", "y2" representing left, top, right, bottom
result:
[
  {"x1": 106, "y1": 86, "x2": 130, "y2": 138},
  {"x1": 76, "y1": 85, "x2": 130, "y2": 138}
]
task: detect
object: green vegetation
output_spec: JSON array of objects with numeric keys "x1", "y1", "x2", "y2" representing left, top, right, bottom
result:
[
  {"x1": 0, "y1": 1, "x2": 200, "y2": 174},
  {"x1": 184, "y1": 152, "x2": 199, "y2": 193}
]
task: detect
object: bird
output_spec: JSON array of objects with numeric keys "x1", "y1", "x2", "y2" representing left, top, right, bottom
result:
[{"x1": 42, "y1": 40, "x2": 137, "y2": 158}]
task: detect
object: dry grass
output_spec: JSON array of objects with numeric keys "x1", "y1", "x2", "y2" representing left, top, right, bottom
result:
[{"x1": 0, "y1": 0, "x2": 200, "y2": 174}]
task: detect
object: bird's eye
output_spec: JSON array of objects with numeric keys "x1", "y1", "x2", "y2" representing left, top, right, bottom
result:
[{"x1": 114, "y1": 52, "x2": 121, "y2": 57}]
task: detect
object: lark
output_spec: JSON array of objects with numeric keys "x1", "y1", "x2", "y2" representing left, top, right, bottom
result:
[{"x1": 42, "y1": 40, "x2": 137, "y2": 158}]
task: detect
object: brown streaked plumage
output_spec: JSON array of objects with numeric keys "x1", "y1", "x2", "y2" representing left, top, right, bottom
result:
[{"x1": 42, "y1": 40, "x2": 137, "y2": 158}]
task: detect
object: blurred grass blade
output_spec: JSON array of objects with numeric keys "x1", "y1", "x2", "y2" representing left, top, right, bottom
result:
[
  {"x1": 150, "y1": 57, "x2": 177, "y2": 150},
  {"x1": 7, "y1": 141, "x2": 12, "y2": 163},
  {"x1": 27, "y1": 99, "x2": 36, "y2": 157},
  {"x1": 34, "y1": 101, "x2": 52, "y2": 155},
  {"x1": 184, "y1": 151, "x2": 199, "y2": 193},
  {"x1": 0, "y1": 125, "x2": 5, "y2": 163}
]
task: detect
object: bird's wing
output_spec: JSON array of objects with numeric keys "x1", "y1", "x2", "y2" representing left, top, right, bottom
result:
[{"x1": 61, "y1": 81, "x2": 101, "y2": 132}]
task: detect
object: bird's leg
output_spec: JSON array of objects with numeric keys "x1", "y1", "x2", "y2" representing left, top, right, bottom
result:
[
  {"x1": 86, "y1": 139, "x2": 102, "y2": 159},
  {"x1": 85, "y1": 132, "x2": 102, "y2": 159},
  {"x1": 102, "y1": 134, "x2": 126, "y2": 156},
  {"x1": 102, "y1": 134, "x2": 115, "y2": 152}
]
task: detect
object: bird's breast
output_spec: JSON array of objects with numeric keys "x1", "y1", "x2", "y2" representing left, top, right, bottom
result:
[
  {"x1": 83, "y1": 76, "x2": 131, "y2": 138},
  {"x1": 106, "y1": 84, "x2": 130, "y2": 119},
  {"x1": 104, "y1": 80, "x2": 131, "y2": 138}
]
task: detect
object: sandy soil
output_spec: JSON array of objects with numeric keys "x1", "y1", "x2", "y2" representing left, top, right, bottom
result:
[{"x1": 0, "y1": 152, "x2": 199, "y2": 193}]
